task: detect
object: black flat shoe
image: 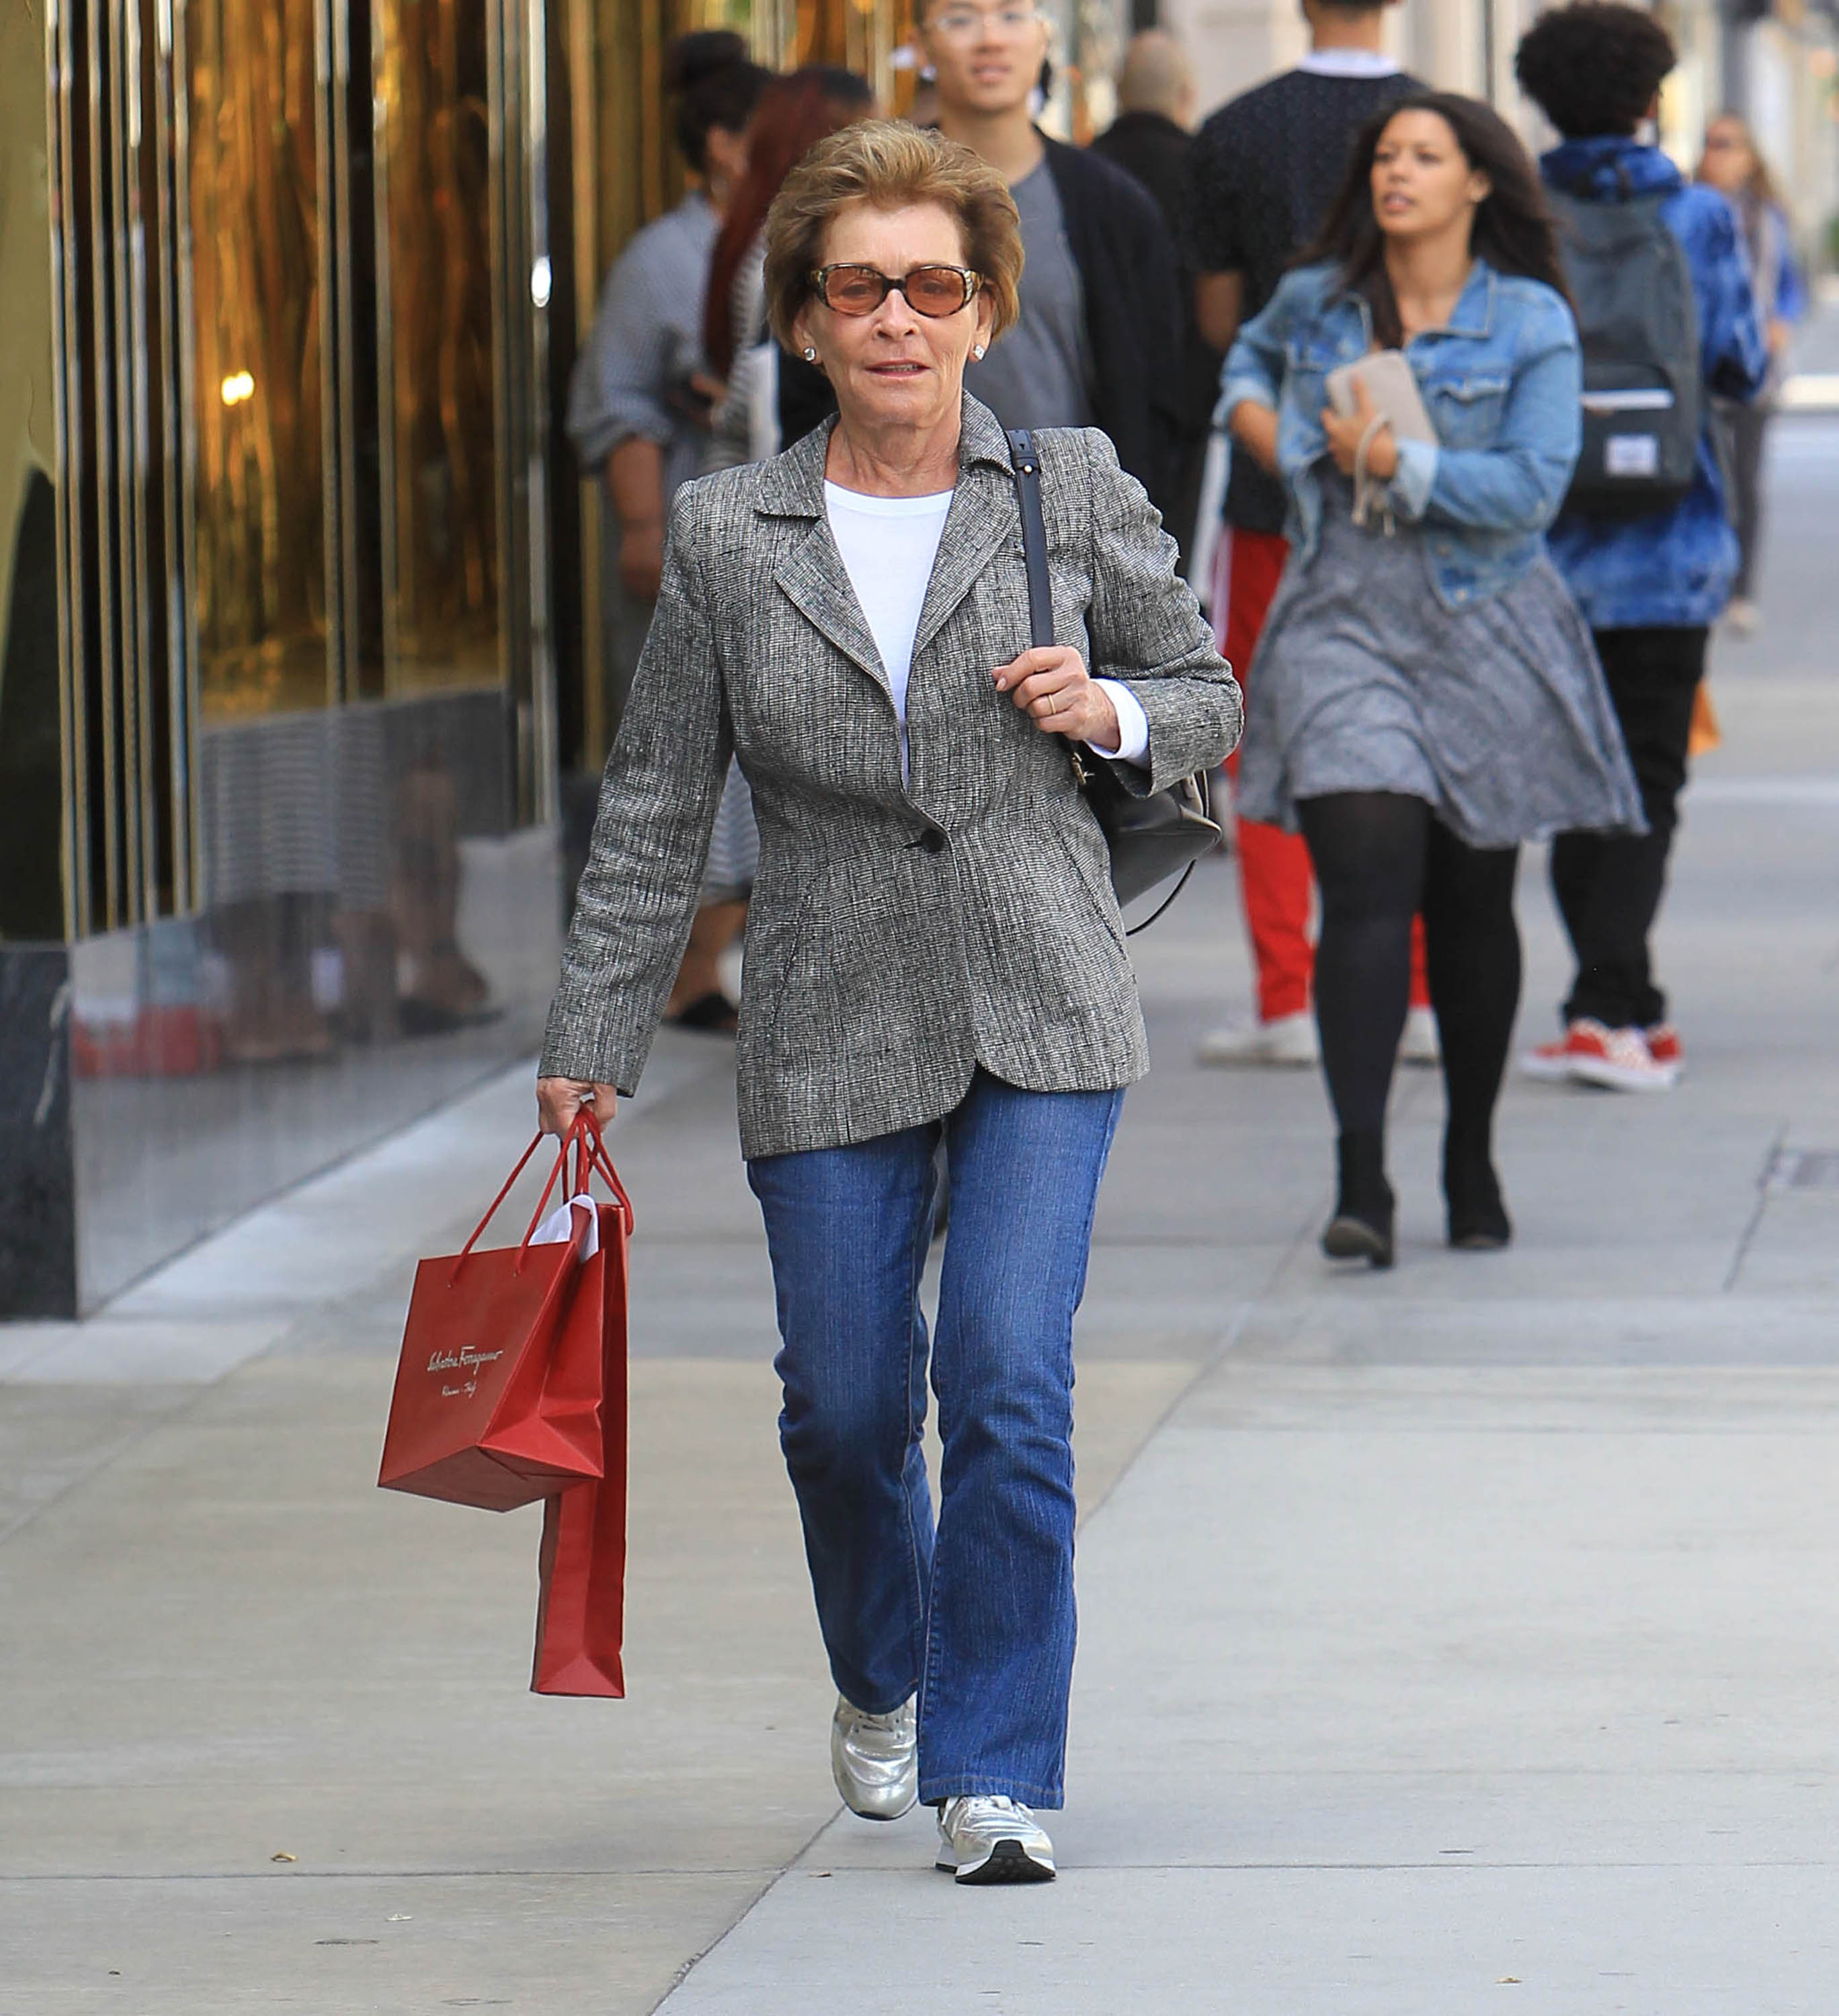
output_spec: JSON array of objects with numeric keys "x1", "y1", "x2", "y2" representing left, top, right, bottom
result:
[
  {"x1": 1321, "y1": 1210, "x2": 1395, "y2": 1268},
  {"x1": 1321, "y1": 1130, "x2": 1396, "y2": 1269},
  {"x1": 1444, "y1": 1153, "x2": 1512, "y2": 1250},
  {"x1": 666, "y1": 991, "x2": 739, "y2": 1034}
]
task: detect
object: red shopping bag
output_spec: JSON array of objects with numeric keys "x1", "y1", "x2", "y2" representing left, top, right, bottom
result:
[
  {"x1": 378, "y1": 1119, "x2": 620, "y2": 1510},
  {"x1": 530, "y1": 1180, "x2": 630, "y2": 1698},
  {"x1": 379, "y1": 1113, "x2": 634, "y2": 1699}
]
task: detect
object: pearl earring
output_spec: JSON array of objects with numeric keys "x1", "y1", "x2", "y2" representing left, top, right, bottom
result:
[{"x1": 803, "y1": 346, "x2": 817, "y2": 362}]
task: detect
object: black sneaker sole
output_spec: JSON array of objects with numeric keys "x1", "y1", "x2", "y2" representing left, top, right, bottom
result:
[{"x1": 950, "y1": 1837, "x2": 1056, "y2": 1885}]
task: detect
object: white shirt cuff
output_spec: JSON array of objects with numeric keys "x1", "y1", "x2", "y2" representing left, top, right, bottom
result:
[
  {"x1": 1091, "y1": 679, "x2": 1150, "y2": 765},
  {"x1": 1389, "y1": 437, "x2": 1438, "y2": 521}
]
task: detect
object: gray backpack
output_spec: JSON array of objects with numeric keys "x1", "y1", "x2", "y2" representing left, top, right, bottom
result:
[{"x1": 1547, "y1": 185, "x2": 1701, "y2": 517}]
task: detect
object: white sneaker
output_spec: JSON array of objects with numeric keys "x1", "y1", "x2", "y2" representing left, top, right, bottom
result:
[
  {"x1": 934, "y1": 1795, "x2": 1056, "y2": 1884},
  {"x1": 1196, "y1": 1010, "x2": 1319, "y2": 1068},
  {"x1": 1399, "y1": 1004, "x2": 1440, "y2": 1066},
  {"x1": 831, "y1": 1695, "x2": 917, "y2": 1822}
]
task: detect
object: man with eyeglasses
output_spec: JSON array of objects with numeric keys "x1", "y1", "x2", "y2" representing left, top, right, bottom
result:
[{"x1": 917, "y1": 0, "x2": 1183, "y2": 523}]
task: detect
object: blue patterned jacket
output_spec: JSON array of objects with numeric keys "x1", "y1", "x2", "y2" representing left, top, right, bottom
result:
[{"x1": 1541, "y1": 137, "x2": 1768, "y2": 630}]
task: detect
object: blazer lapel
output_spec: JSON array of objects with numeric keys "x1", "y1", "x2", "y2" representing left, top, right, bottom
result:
[
  {"x1": 909, "y1": 396, "x2": 1024, "y2": 663},
  {"x1": 773, "y1": 519, "x2": 892, "y2": 698},
  {"x1": 763, "y1": 423, "x2": 893, "y2": 700},
  {"x1": 760, "y1": 392, "x2": 1022, "y2": 694}
]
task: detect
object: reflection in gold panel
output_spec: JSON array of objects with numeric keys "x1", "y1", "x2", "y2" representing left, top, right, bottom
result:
[
  {"x1": 376, "y1": 0, "x2": 503, "y2": 695},
  {"x1": 0, "y1": 0, "x2": 65, "y2": 939},
  {"x1": 578, "y1": 0, "x2": 904, "y2": 332},
  {"x1": 186, "y1": 0, "x2": 331, "y2": 723}
]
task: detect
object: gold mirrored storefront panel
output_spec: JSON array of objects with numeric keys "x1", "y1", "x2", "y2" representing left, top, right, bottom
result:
[
  {"x1": 0, "y1": 3, "x2": 63, "y2": 940},
  {"x1": 374, "y1": 0, "x2": 506, "y2": 696},
  {"x1": 186, "y1": 0, "x2": 334, "y2": 722}
]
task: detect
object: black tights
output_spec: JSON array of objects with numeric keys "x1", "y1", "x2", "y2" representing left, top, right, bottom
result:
[{"x1": 1297, "y1": 792, "x2": 1521, "y2": 1177}]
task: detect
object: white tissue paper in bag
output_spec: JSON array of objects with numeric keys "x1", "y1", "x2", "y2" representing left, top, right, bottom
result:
[{"x1": 530, "y1": 1193, "x2": 600, "y2": 1258}]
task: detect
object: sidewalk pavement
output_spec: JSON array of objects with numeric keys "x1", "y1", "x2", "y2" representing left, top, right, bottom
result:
[{"x1": 5, "y1": 421, "x2": 1839, "y2": 2015}]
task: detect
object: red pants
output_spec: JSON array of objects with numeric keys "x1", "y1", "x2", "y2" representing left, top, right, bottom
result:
[{"x1": 1213, "y1": 528, "x2": 1428, "y2": 1022}]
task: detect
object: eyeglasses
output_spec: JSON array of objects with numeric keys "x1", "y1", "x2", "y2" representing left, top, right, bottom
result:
[
  {"x1": 928, "y1": 5, "x2": 1045, "y2": 40},
  {"x1": 809, "y1": 264, "x2": 984, "y2": 317}
]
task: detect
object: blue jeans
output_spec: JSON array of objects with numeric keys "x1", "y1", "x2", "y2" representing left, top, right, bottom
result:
[{"x1": 747, "y1": 1069, "x2": 1124, "y2": 1808}]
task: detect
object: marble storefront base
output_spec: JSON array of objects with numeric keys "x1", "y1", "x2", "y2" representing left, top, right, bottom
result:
[
  {"x1": 0, "y1": 945, "x2": 77, "y2": 1317},
  {"x1": 0, "y1": 825, "x2": 560, "y2": 1318}
]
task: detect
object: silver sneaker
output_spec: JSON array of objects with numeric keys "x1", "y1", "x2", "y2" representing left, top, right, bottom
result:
[
  {"x1": 830, "y1": 1694, "x2": 918, "y2": 1822},
  {"x1": 934, "y1": 1795, "x2": 1056, "y2": 1884}
]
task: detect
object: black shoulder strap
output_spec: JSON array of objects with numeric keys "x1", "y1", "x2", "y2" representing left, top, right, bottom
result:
[{"x1": 1006, "y1": 428, "x2": 1055, "y2": 650}]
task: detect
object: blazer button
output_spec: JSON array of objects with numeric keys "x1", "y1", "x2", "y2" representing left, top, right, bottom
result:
[{"x1": 918, "y1": 828, "x2": 948, "y2": 854}]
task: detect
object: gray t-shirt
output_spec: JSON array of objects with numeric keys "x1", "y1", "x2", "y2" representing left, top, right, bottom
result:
[{"x1": 965, "y1": 159, "x2": 1093, "y2": 432}]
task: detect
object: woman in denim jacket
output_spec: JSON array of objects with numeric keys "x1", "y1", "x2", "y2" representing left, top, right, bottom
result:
[{"x1": 1221, "y1": 92, "x2": 1639, "y2": 1267}]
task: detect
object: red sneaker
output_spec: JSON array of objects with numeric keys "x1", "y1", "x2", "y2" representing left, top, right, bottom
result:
[
  {"x1": 1644, "y1": 1025, "x2": 1684, "y2": 1077},
  {"x1": 1520, "y1": 1018, "x2": 1678, "y2": 1093},
  {"x1": 1520, "y1": 1025, "x2": 1585, "y2": 1083}
]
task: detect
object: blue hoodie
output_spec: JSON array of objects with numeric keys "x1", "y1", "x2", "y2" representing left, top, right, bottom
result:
[{"x1": 1541, "y1": 136, "x2": 1768, "y2": 630}]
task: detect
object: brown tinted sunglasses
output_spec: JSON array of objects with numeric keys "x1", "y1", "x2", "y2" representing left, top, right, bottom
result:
[{"x1": 809, "y1": 264, "x2": 984, "y2": 317}]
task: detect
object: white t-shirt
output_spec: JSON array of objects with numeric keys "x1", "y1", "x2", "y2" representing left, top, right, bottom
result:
[
  {"x1": 822, "y1": 480, "x2": 1150, "y2": 772},
  {"x1": 824, "y1": 484, "x2": 953, "y2": 751}
]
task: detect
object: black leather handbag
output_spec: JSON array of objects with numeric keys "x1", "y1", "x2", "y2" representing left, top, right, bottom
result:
[{"x1": 1007, "y1": 429, "x2": 1221, "y2": 922}]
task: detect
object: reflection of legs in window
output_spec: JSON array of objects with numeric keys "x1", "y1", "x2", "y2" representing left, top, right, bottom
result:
[
  {"x1": 333, "y1": 907, "x2": 399, "y2": 1044},
  {"x1": 391, "y1": 769, "x2": 491, "y2": 1032},
  {"x1": 214, "y1": 894, "x2": 336, "y2": 1064},
  {"x1": 0, "y1": 473, "x2": 63, "y2": 941}
]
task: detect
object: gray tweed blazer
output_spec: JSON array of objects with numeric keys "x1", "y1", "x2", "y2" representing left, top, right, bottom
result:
[{"x1": 540, "y1": 393, "x2": 1241, "y2": 1159}]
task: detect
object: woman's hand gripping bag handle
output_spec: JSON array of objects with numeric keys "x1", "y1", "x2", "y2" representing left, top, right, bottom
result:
[
  {"x1": 530, "y1": 1116, "x2": 635, "y2": 1698},
  {"x1": 378, "y1": 1114, "x2": 631, "y2": 1513}
]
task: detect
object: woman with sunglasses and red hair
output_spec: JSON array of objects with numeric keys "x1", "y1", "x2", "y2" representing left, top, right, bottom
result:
[{"x1": 703, "y1": 65, "x2": 878, "y2": 472}]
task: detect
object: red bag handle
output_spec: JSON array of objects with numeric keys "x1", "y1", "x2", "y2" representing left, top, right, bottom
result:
[
  {"x1": 449, "y1": 1111, "x2": 635, "y2": 1284},
  {"x1": 567, "y1": 1111, "x2": 636, "y2": 1234}
]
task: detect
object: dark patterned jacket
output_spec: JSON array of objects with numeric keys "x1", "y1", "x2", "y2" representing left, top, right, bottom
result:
[{"x1": 540, "y1": 395, "x2": 1241, "y2": 1158}]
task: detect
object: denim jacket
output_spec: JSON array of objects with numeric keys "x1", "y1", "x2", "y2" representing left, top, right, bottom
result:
[
  {"x1": 1541, "y1": 137, "x2": 1767, "y2": 630},
  {"x1": 1219, "y1": 259, "x2": 1582, "y2": 613}
]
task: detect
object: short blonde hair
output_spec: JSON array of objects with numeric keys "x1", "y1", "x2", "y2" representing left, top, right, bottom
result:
[{"x1": 762, "y1": 121, "x2": 1023, "y2": 350}]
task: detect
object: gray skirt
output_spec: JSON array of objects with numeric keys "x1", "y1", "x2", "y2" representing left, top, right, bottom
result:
[{"x1": 1237, "y1": 476, "x2": 1643, "y2": 850}]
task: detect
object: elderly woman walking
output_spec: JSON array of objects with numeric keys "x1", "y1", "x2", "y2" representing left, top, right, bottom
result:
[{"x1": 538, "y1": 121, "x2": 1239, "y2": 1884}]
